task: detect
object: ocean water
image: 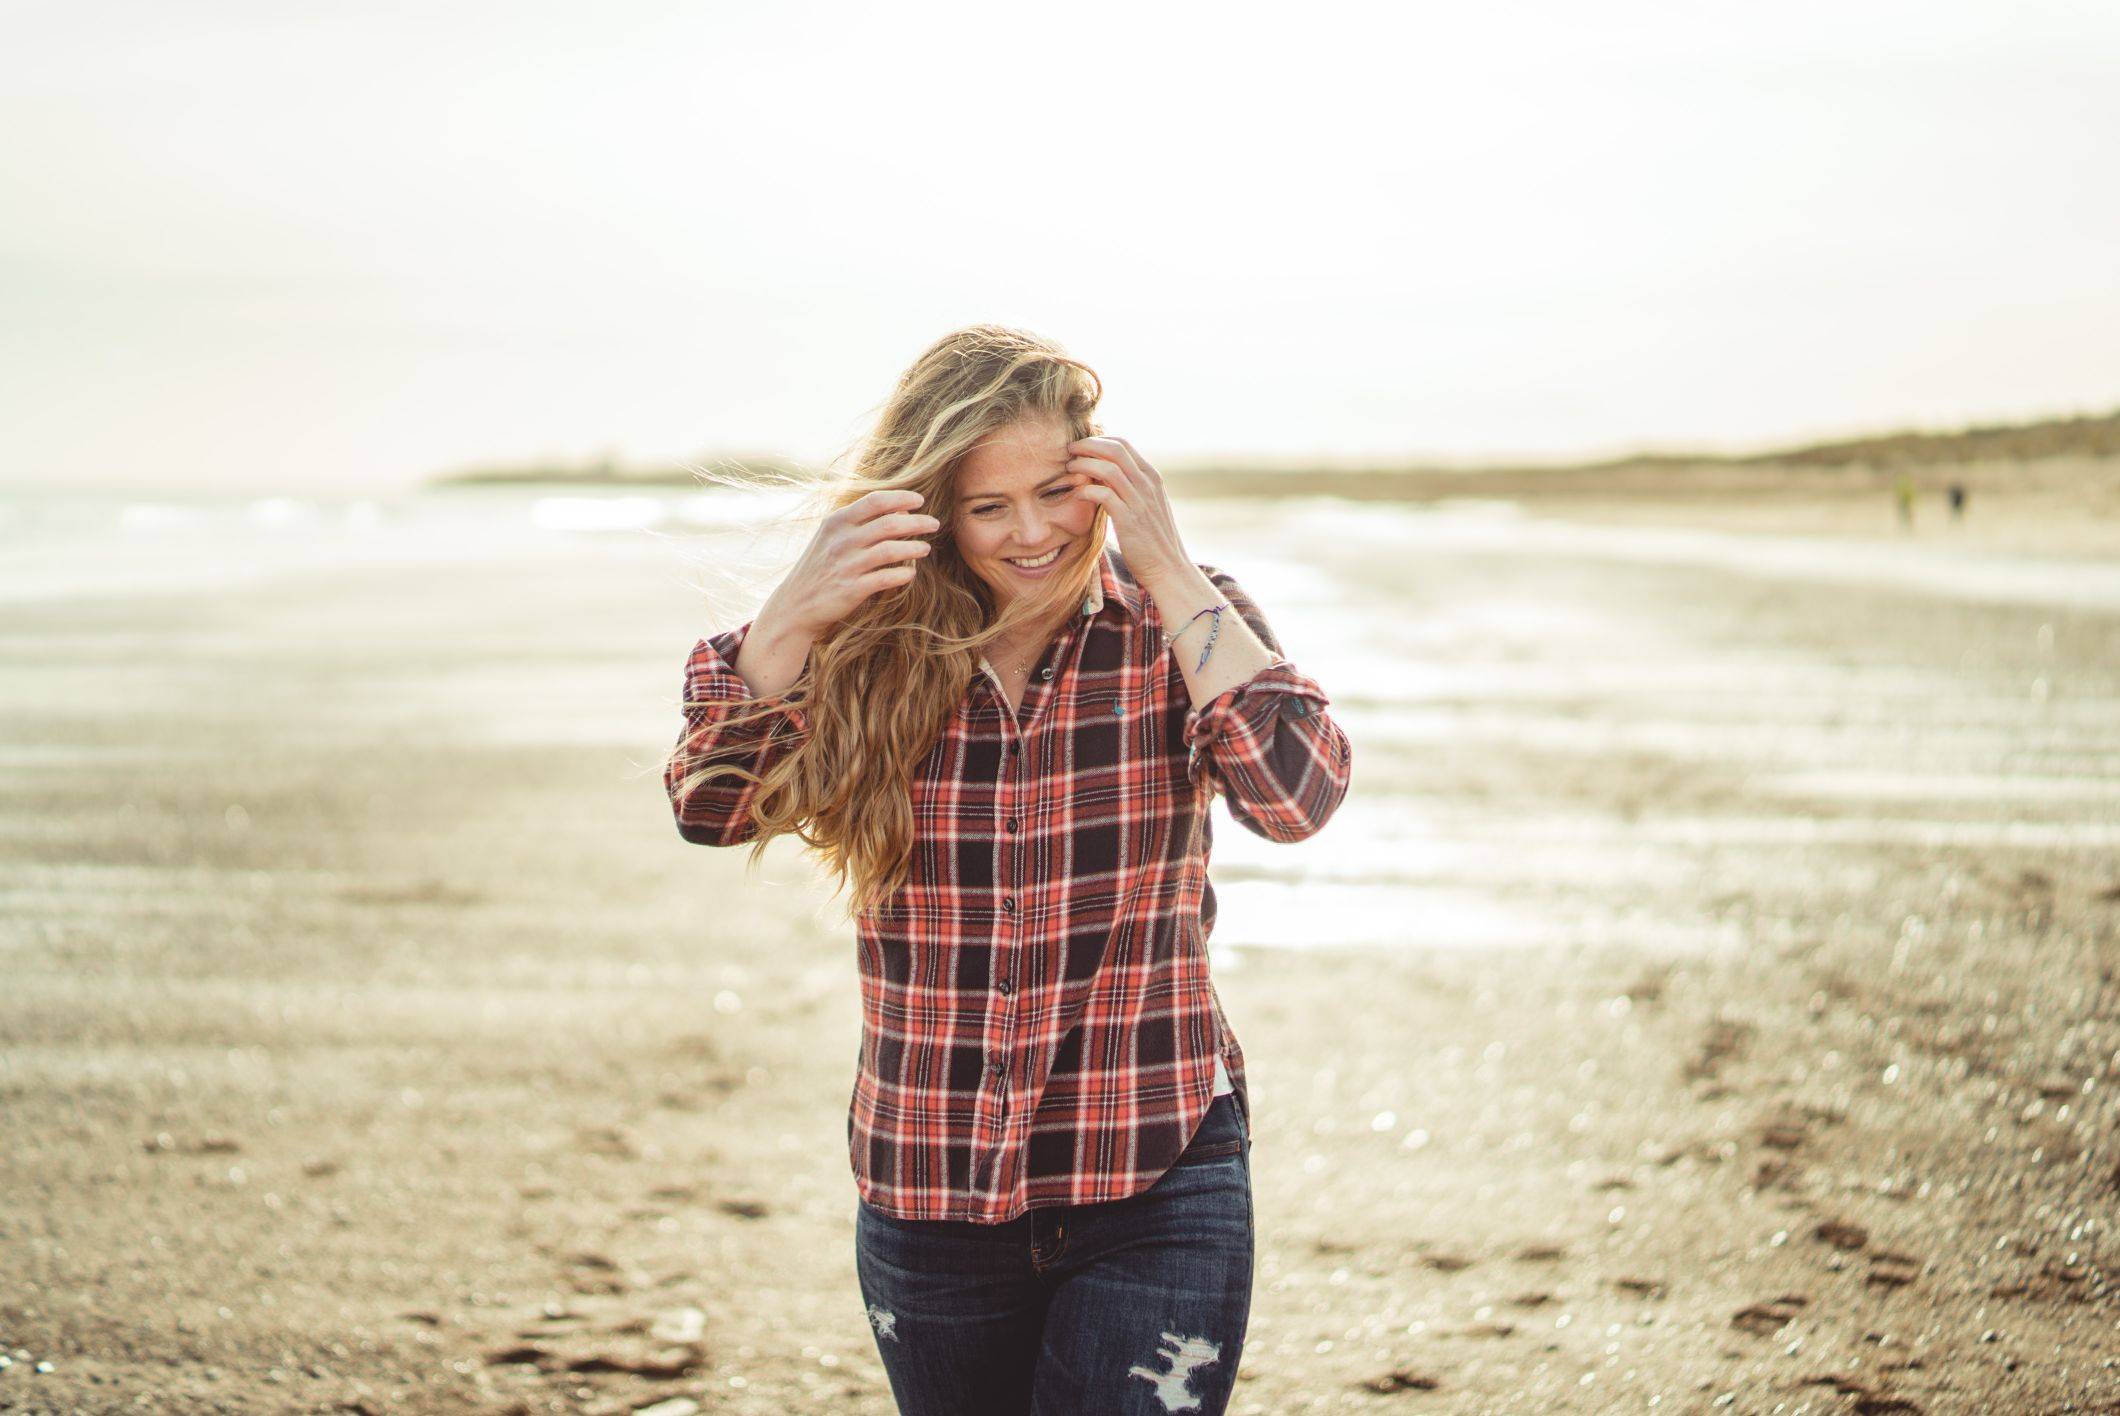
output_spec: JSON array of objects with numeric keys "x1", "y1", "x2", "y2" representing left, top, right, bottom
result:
[{"x1": 7, "y1": 485, "x2": 2114, "y2": 957}]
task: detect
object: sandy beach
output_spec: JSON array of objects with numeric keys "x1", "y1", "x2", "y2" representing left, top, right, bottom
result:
[{"x1": 4, "y1": 467, "x2": 2118, "y2": 1414}]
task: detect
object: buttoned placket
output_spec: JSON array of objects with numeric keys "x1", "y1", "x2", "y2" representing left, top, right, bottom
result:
[{"x1": 967, "y1": 598, "x2": 1094, "y2": 1203}]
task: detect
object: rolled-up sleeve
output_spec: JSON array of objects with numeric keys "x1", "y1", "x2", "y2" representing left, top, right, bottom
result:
[
  {"x1": 665, "y1": 622, "x2": 811, "y2": 847},
  {"x1": 1180, "y1": 566, "x2": 1352, "y2": 843}
]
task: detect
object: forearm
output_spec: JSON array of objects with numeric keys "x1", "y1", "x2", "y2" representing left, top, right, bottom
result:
[
  {"x1": 1154, "y1": 561, "x2": 1352, "y2": 843},
  {"x1": 1137, "y1": 561, "x2": 1280, "y2": 704},
  {"x1": 668, "y1": 620, "x2": 812, "y2": 848},
  {"x1": 730, "y1": 599, "x2": 819, "y2": 701}
]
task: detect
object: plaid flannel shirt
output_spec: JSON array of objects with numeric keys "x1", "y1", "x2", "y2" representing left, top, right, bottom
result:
[{"x1": 665, "y1": 545, "x2": 1352, "y2": 1222}]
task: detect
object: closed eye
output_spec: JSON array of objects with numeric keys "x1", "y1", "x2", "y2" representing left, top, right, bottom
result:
[{"x1": 971, "y1": 486, "x2": 1076, "y2": 517}]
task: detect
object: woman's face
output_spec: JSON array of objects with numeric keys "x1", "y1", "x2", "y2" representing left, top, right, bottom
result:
[{"x1": 950, "y1": 414, "x2": 1099, "y2": 613}]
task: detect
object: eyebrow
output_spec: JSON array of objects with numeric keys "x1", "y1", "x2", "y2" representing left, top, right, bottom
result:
[{"x1": 958, "y1": 471, "x2": 1072, "y2": 505}]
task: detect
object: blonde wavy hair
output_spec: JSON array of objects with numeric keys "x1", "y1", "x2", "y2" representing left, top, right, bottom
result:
[{"x1": 665, "y1": 324, "x2": 1112, "y2": 919}]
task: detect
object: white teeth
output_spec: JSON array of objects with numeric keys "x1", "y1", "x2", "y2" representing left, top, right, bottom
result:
[{"x1": 1007, "y1": 547, "x2": 1062, "y2": 568}]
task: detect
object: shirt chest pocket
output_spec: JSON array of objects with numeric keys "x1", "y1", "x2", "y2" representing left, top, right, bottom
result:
[{"x1": 1061, "y1": 686, "x2": 1185, "y2": 872}]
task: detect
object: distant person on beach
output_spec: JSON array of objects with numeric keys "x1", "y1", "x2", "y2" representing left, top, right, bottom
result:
[
  {"x1": 663, "y1": 324, "x2": 1352, "y2": 1415},
  {"x1": 1895, "y1": 472, "x2": 1916, "y2": 529},
  {"x1": 1949, "y1": 481, "x2": 1967, "y2": 520}
]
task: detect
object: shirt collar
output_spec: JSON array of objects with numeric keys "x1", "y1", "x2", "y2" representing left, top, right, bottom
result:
[{"x1": 1082, "y1": 542, "x2": 1144, "y2": 621}]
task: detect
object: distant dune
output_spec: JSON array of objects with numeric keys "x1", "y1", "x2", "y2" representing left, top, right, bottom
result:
[
  {"x1": 1718, "y1": 406, "x2": 2120, "y2": 468},
  {"x1": 425, "y1": 404, "x2": 2120, "y2": 495}
]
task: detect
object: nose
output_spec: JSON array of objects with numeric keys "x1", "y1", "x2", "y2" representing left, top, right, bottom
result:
[{"x1": 1009, "y1": 503, "x2": 1055, "y2": 549}]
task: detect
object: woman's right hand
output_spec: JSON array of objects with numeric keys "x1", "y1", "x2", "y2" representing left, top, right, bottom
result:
[
  {"x1": 764, "y1": 489, "x2": 942, "y2": 639},
  {"x1": 731, "y1": 490, "x2": 938, "y2": 701}
]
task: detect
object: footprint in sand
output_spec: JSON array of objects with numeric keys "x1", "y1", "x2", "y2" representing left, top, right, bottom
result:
[
  {"x1": 1731, "y1": 1293, "x2": 1808, "y2": 1334},
  {"x1": 1866, "y1": 1251, "x2": 1922, "y2": 1289}
]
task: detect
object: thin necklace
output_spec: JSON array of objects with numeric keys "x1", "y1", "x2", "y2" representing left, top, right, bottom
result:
[
  {"x1": 990, "y1": 634, "x2": 1064, "y2": 678},
  {"x1": 989, "y1": 599, "x2": 1079, "y2": 680}
]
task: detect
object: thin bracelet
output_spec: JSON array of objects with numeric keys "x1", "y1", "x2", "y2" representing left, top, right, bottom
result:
[{"x1": 1160, "y1": 599, "x2": 1232, "y2": 673}]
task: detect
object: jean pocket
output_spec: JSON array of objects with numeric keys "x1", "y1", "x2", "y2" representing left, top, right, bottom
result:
[
  {"x1": 1171, "y1": 1138, "x2": 1245, "y2": 1166},
  {"x1": 1168, "y1": 1094, "x2": 1246, "y2": 1167}
]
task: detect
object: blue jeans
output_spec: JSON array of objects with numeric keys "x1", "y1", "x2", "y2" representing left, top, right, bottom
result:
[{"x1": 854, "y1": 1090, "x2": 1255, "y2": 1415}]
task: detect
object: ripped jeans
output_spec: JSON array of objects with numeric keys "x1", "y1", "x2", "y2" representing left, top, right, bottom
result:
[{"x1": 854, "y1": 1090, "x2": 1255, "y2": 1415}]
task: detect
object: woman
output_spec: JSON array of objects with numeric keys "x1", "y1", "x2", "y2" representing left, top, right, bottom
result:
[{"x1": 663, "y1": 325, "x2": 1352, "y2": 1414}]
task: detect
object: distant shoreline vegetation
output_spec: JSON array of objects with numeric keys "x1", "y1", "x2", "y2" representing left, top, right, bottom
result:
[{"x1": 424, "y1": 406, "x2": 2120, "y2": 495}]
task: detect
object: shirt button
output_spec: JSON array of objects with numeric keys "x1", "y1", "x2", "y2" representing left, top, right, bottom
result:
[
  {"x1": 997, "y1": 979, "x2": 1013, "y2": 995},
  {"x1": 1005, "y1": 817, "x2": 1018, "y2": 832},
  {"x1": 1002, "y1": 896, "x2": 1016, "y2": 913},
  {"x1": 1037, "y1": 666, "x2": 1054, "y2": 681},
  {"x1": 1109, "y1": 699, "x2": 1125, "y2": 715}
]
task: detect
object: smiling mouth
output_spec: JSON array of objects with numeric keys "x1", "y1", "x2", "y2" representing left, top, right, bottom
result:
[{"x1": 1005, "y1": 546, "x2": 1065, "y2": 568}]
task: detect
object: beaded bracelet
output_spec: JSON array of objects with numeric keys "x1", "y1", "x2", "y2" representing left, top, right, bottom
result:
[{"x1": 1159, "y1": 598, "x2": 1233, "y2": 673}]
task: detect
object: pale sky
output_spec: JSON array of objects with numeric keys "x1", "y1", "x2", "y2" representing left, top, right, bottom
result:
[{"x1": 5, "y1": 0, "x2": 2117, "y2": 494}]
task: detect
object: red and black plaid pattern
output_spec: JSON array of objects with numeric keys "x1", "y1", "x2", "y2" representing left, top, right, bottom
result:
[{"x1": 666, "y1": 545, "x2": 1352, "y2": 1221}]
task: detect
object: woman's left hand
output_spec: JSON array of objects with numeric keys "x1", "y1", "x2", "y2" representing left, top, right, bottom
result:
[{"x1": 1065, "y1": 436, "x2": 1191, "y2": 583}]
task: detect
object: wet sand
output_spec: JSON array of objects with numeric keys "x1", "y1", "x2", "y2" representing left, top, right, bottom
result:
[{"x1": 3, "y1": 470, "x2": 2118, "y2": 1413}]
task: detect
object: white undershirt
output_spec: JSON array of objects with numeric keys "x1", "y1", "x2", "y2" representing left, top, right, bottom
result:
[{"x1": 1211, "y1": 1051, "x2": 1233, "y2": 1096}]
